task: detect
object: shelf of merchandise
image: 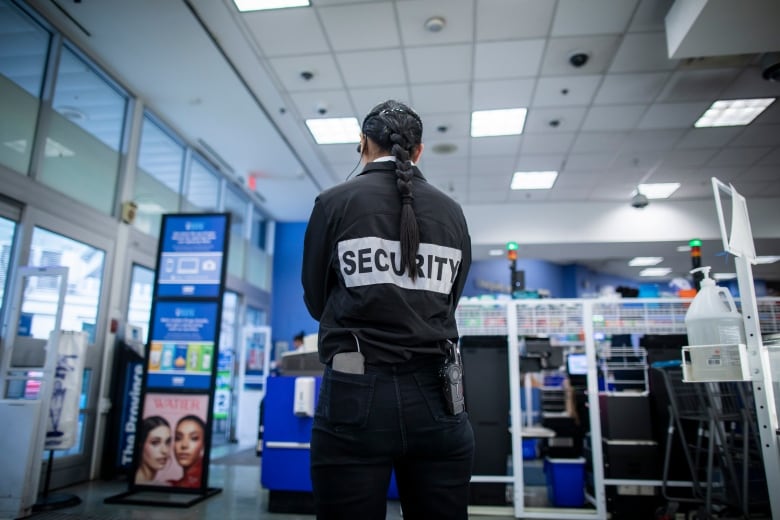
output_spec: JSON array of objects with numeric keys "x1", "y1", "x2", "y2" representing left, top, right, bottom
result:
[{"x1": 455, "y1": 296, "x2": 780, "y2": 519}]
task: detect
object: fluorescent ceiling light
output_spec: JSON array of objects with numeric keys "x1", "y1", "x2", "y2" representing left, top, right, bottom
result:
[
  {"x1": 488, "y1": 249, "x2": 504, "y2": 256},
  {"x1": 755, "y1": 256, "x2": 780, "y2": 264},
  {"x1": 471, "y1": 108, "x2": 527, "y2": 137},
  {"x1": 636, "y1": 183, "x2": 680, "y2": 199},
  {"x1": 511, "y1": 171, "x2": 558, "y2": 190},
  {"x1": 629, "y1": 257, "x2": 663, "y2": 267},
  {"x1": 694, "y1": 98, "x2": 775, "y2": 127},
  {"x1": 305, "y1": 117, "x2": 360, "y2": 144},
  {"x1": 233, "y1": 0, "x2": 309, "y2": 11},
  {"x1": 713, "y1": 273, "x2": 737, "y2": 281},
  {"x1": 639, "y1": 267, "x2": 672, "y2": 277},
  {"x1": 676, "y1": 245, "x2": 691, "y2": 252}
]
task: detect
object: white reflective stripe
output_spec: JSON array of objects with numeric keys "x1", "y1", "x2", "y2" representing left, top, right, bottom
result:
[{"x1": 337, "y1": 236, "x2": 462, "y2": 294}]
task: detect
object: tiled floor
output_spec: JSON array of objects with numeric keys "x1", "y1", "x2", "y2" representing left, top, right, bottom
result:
[{"x1": 25, "y1": 444, "x2": 515, "y2": 520}]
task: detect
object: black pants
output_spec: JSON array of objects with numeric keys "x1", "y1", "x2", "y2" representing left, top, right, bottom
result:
[{"x1": 310, "y1": 357, "x2": 474, "y2": 520}]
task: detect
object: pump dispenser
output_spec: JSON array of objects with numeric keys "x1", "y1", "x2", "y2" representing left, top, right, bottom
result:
[{"x1": 684, "y1": 266, "x2": 746, "y2": 346}]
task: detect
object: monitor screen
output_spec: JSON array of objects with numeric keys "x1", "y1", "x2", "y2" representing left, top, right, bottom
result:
[{"x1": 566, "y1": 352, "x2": 588, "y2": 376}]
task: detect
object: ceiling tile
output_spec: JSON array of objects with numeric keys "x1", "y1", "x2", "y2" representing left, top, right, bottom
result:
[
  {"x1": 467, "y1": 190, "x2": 510, "y2": 203},
  {"x1": 421, "y1": 156, "x2": 467, "y2": 176},
  {"x1": 350, "y1": 86, "x2": 412, "y2": 117},
  {"x1": 317, "y1": 143, "x2": 359, "y2": 164},
  {"x1": 581, "y1": 105, "x2": 647, "y2": 131},
  {"x1": 720, "y1": 67, "x2": 780, "y2": 100},
  {"x1": 474, "y1": 40, "x2": 546, "y2": 80},
  {"x1": 410, "y1": 82, "x2": 471, "y2": 113},
  {"x1": 563, "y1": 153, "x2": 615, "y2": 171},
  {"x1": 471, "y1": 135, "x2": 521, "y2": 156},
  {"x1": 532, "y1": 75, "x2": 602, "y2": 107},
  {"x1": 551, "y1": 0, "x2": 638, "y2": 36},
  {"x1": 318, "y1": 2, "x2": 400, "y2": 51},
  {"x1": 524, "y1": 107, "x2": 586, "y2": 133},
  {"x1": 424, "y1": 137, "x2": 470, "y2": 158},
  {"x1": 637, "y1": 102, "x2": 710, "y2": 129},
  {"x1": 541, "y1": 35, "x2": 621, "y2": 76},
  {"x1": 758, "y1": 148, "x2": 780, "y2": 165},
  {"x1": 269, "y1": 54, "x2": 343, "y2": 92},
  {"x1": 475, "y1": 0, "x2": 555, "y2": 40},
  {"x1": 738, "y1": 165, "x2": 780, "y2": 182},
  {"x1": 660, "y1": 148, "x2": 718, "y2": 168},
  {"x1": 753, "y1": 101, "x2": 780, "y2": 125},
  {"x1": 289, "y1": 89, "x2": 354, "y2": 119},
  {"x1": 469, "y1": 174, "x2": 512, "y2": 190},
  {"x1": 515, "y1": 155, "x2": 565, "y2": 171},
  {"x1": 405, "y1": 44, "x2": 472, "y2": 83},
  {"x1": 520, "y1": 132, "x2": 577, "y2": 154},
  {"x1": 472, "y1": 79, "x2": 535, "y2": 110},
  {"x1": 469, "y1": 155, "x2": 516, "y2": 175},
  {"x1": 554, "y1": 171, "x2": 604, "y2": 187},
  {"x1": 548, "y1": 186, "x2": 594, "y2": 200},
  {"x1": 730, "y1": 124, "x2": 780, "y2": 147},
  {"x1": 396, "y1": 0, "x2": 474, "y2": 46},
  {"x1": 242, "y1": 8, "x2": 329, "y2": 57},
  {"x1": 675, "y1": 127, "x2": 742, "y2": 149},
  {"x1": 611, "y1": 150, "x2": 664, "y2": 170},
  {"x1": 588, "y1": 182, "x2": 637, "y2": 200},
  {"x1": 571, "y1": 131, "x2": 627, "y2": 153},
  {"x1": 507, "y1": 189, "x2": 551, "y2": 201},
  {"x1": 728, "y1": 181, "x2": 774, "y2": 198},
  {"x1": 620, "y1": 129, "x2": 684, "y2": 151},
  {"x1": 609, "y1": 32, "x2": 678, "y2": 73},
  {"x1": 656, "y1": 69, "x2": 741, "y2": 103},
  {"x1": 673, "y1": 182, "x2": 722, "y2": 199},
  {"x1": 418, "y1": 112, "x2": 471, "y2": 138},
  {"x1": 628, "y1": 0, "x2": 674, "y2": 32},
  {"x1": 336, "y1": 49, "x2": 407, "y2": 88},
  {"x1": 594, "y1": 72, "x2": 669, "y2": 104},
  {"x1": 707, "y1": 147, "x2": 772, "y2": 167}
]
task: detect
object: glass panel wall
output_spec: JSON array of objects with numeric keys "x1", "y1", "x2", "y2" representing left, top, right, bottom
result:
[
  {"x1": 0, "y1": 216, "x2": 16, "y2": 316},
  {"x1": 133, "y1": 115, "x2": 185, "y2": 236},
  {"x1": 224, "y1": 185, "x2": 248, "y2": 278},
  {"x1": 127, "y1": 264, "x2": 154, "y2": 344},
  {"x1": 39, "y1": 45, "x2": 127, "y2": 215},
  {"x1": 184, "y1": 156, "x2": 220, "y2": 212},
  {"x1": 214, "y1": 290, "x2": 238, "y2": 443},
  {"x1": 246, "y1": 305, "x2": 267, "y2": 326},
  {"x1": 28, "y1": 227, "x2": 105, "y2": 342},
  {"x1": 0, "y1": 0, "x2": 50, "y2": 175}
]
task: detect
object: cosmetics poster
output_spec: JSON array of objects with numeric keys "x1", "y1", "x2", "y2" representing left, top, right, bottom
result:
[{"x1": 133, "y1": 393, "x2": 209, "y2": 489}]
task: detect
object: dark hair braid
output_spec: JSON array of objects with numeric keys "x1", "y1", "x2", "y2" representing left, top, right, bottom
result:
[{"x1": 361, "y1": 100, "x2": 423, "y2": 280}]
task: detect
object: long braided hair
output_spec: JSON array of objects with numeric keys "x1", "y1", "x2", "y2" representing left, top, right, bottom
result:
[{"x1": 361, "y1": 100, "x2": 424, "y2": 280}]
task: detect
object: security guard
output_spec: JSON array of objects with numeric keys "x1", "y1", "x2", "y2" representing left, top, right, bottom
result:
[{"x1": 302, "y1": 100, "x2": 474, "y2": 520}]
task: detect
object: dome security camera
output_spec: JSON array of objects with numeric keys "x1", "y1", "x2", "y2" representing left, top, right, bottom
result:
[
  {"x1": 569, "y1": 52, "x2": 590, "y2": 68},
  {"x1": 631, "y1": 192, "x2": 649, "y2": 209}
]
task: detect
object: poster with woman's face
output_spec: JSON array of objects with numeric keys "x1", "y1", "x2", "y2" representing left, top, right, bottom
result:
[{"x1": 133, "y1": 392, "x2": 208, "y2": 489}]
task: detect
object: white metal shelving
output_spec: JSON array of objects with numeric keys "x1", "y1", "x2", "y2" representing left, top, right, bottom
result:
[{"x1": 455, "y1": 296, "x2": 780, "y2": 519}]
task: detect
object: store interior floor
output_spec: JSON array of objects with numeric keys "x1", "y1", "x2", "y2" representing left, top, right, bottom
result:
[{"x1": 25, "y1": 443, "x2": 517, "y2": 520}]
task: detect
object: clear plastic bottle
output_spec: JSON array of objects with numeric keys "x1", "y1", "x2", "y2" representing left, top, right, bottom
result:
[{"x1": 684, "y1": 266, "x2": 746, "y2": 346}]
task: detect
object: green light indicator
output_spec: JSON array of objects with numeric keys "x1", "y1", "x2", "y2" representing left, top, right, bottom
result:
[
  {"x1": 689, "y1": 239, "x2": 702, "y2": 247},
  {"x1": 506, "y1": 241, "x2": 519, "y2": 251}
]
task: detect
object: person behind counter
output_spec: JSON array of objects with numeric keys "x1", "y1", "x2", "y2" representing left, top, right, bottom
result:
[{"x1": 302, "y1": 99, "x2": 473, "y2": 519}]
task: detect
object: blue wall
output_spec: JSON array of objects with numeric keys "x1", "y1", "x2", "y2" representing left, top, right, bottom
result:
[
  {"x1": 463, "y1": 258, "x2": 566, "y2": 298},
  {"x1": 271, "y1": 222, "x2": 318, "y2": 348}
]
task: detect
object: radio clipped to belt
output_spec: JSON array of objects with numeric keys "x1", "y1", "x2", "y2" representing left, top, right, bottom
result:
[{"x1": 440, "y1": 339, "x2": 465, "y2": 415}]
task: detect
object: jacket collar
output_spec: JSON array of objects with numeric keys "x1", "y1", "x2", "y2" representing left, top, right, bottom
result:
[{"x1": 358, "y1": 160, "x2": 427, "y2": 181}]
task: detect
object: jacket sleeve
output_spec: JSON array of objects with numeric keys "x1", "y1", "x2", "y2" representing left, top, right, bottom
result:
[
  {"x1": 301, "y1": 198, "x2": 330, "y2": 321},
  {"x1": 451, "y1": 226, "x2": 472, "y2": 307}
]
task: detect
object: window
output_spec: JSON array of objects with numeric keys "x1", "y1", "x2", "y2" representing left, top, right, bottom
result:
[
  {"x1": 39, "y1": 45, "x2": 128, "y2": 215},
  {"x1": 224, "y1": 185, "x2": 248, "y2": 278},
  {"x1": 0, "y1": 0, "x2": 51, "y2": 174},
  {"x1": 0, "y1": 215, "x2": 17, "y2": 316},
  {"x1": 184, "y1": 156, "x2": 220, "y2": 211},
  {"x1": 134, "y1": 115, "x2": 185, "y2": 236},
  {"x1": 127, "y1": 264, "x2": 154, "y2": 344},
  {"x1": 29, "y1": 227, "x2": 105, "y2": 342}
]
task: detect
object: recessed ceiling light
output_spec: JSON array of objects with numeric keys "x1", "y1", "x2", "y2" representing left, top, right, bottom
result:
[
  {"x1": 713, "y1": 273, "x2": 737, "y2": 280},
  {"x1": 471, "y1": 108, "x2": 527, "y2": 137},
  {"x1": 755, "y1": 256, "x2": 780, "y2": 264},
  {"x1": 305, "y1": 117, "x2": 360, "y2": 144},
  {"x1": 488, "y1": 249, "x2": 504, "y2": 256},
  {"x1": 639, "y1": 267, "x2": 672, "y2": 277},
  {"x1": 694, "y1": 98, "x2": 775, "y2": 127},
  {"x1": 233, "y1": 0, "x2": 309, "y2": 11},
  {"x1": 511, "y1": 171, "x2": 558, "y2": 190},
  {"x1": 636, "y1": 183, "x2": 680, "y2": 199},
  {"x1": 629, "y1": 257, "x2": 663, "y2": 267}
]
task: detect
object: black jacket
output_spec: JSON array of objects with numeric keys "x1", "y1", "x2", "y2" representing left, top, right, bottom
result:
[{"x1": 302, "y1": 161, "x2": 472, "y2": 364}]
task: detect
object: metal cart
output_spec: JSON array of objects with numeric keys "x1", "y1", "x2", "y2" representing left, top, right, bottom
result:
[{"x1": 653, "y1": 363, "x2": 768, "y2": 518}]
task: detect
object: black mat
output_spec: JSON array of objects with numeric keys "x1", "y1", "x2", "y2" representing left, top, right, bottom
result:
[{"x1": 210, "y1": 448, "x2": 260, "y2": 466}]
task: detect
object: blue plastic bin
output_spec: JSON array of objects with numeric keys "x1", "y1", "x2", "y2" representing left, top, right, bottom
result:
[
  {"x1": 544, "y1": 457, "x2": 585, "y2": 507},
  {"x1": 522, "y1": 438, "x2": 538, "y2": 459}
]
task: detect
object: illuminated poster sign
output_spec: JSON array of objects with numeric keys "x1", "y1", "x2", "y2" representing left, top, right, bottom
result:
[
  {"x1": 157, "y1": 214, "x2": 228, "y2": 298},
  {"x1": 147, "y1": 301, "x2": 217, "y2": 390}
]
